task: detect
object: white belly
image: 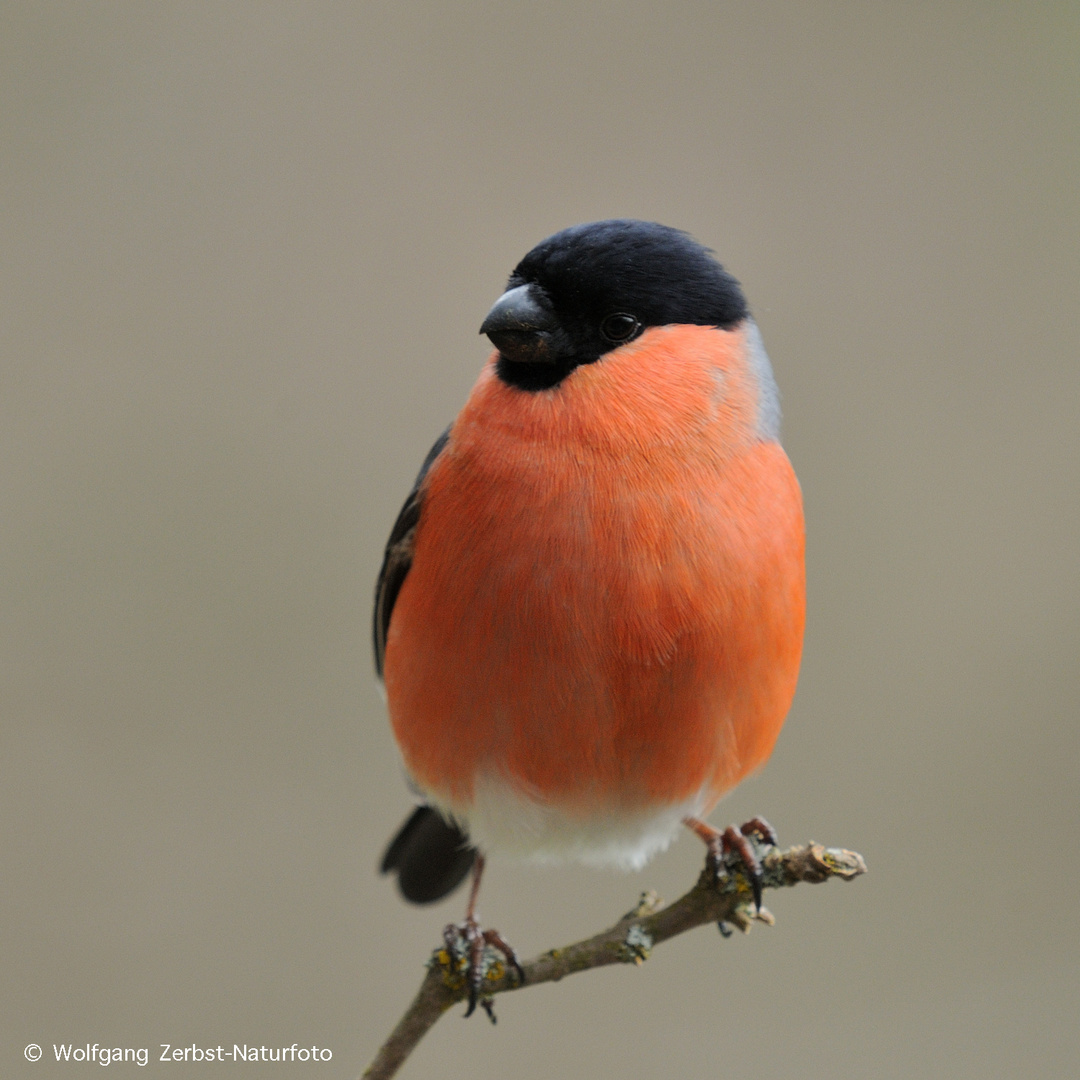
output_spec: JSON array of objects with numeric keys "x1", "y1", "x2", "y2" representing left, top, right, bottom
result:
[{"x1": 428, "y1": 773, "x2": 713, "y2": 871}]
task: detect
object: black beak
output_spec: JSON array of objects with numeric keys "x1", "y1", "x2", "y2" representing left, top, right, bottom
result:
[{"x1": 480, "y1": 284, "x2": 560, "y2": 365}]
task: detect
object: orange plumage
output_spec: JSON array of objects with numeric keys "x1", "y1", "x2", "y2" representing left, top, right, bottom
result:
[{"x1": 383, "y1": 319, "x2": 804, "y2": 864}]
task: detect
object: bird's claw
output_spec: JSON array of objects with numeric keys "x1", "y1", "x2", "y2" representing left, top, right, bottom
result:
[
  {"x1": 704, "y1": 817, "x2": 778, "y2": 912},
  {"x1": 442, "y1": 918, "x2": 525, "y2": 1020},
  {"x1": 737, "y1": 816, "x2": 778, "y2": 847}
]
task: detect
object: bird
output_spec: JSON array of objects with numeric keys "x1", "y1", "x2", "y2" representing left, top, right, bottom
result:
[{"x1": 374, "y1": 219, "x2": 805, "y2": 1016}]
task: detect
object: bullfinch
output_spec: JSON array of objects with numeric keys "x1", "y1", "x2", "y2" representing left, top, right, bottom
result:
[{"x1": 375, "y1": 219, "x2": 805, "y2": 1014}]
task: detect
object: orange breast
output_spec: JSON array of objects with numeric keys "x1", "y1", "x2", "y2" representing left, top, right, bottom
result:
[{"x1": 383, "y1": 324, "x2": 805, "y2": 816}]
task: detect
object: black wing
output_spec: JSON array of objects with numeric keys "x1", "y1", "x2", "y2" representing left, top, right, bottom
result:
[
  {"x1": 373, "y1": 427, "x2": 478, "y2": 902},
  {"x1": 372, "y1": 427, "x2": 451, "y2": 678}
]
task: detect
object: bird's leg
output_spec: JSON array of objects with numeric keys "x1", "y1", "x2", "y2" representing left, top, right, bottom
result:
[
  {"x1": 442, "y1": 854, "x2": 525, "y2": 1020},
  {"x1": 683, "y1": 816, "x2": 779, "y2": 913}
]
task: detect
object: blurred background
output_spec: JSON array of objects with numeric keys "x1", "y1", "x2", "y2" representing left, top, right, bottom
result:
[{"x1": 2, "y1": 3, "x2": 1077, "y2": 1077}]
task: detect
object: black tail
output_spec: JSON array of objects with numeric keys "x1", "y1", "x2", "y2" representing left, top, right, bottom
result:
[{"x1": 380, "y1": 805, "x2": 477, "y2": 904}]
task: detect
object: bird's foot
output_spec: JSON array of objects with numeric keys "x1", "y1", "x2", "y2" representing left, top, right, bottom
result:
[
  {"x1": 686, "y1": 816, "x2": 779, "y2": 913},
  {"x1": 441, "y1": 919, "x2": 525, "y2": 1021}
]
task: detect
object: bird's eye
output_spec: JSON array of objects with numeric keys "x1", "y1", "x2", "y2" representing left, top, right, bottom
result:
[{"x1": 600, "y1": 313, "x2": 641, "y2": 343}]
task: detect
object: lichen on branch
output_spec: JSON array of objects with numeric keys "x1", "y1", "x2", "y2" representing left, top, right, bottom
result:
[{"x1": 362, "y1": 841, "x2": 866, "y2": 1080}]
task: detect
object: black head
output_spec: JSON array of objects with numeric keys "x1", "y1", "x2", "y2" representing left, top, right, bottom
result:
[{"x1": 480, "y1": 220, "x2": 748, "y2": 391}]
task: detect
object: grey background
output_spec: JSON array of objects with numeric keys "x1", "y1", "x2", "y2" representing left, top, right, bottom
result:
[{"x1": 3, "y1": 3, "x2": 1077, "y2": 1078}]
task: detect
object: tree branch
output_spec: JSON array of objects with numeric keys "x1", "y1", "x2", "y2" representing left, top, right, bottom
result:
[{"x1": 361, "y1": 841, "x2": 866, "y2": 1080}]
